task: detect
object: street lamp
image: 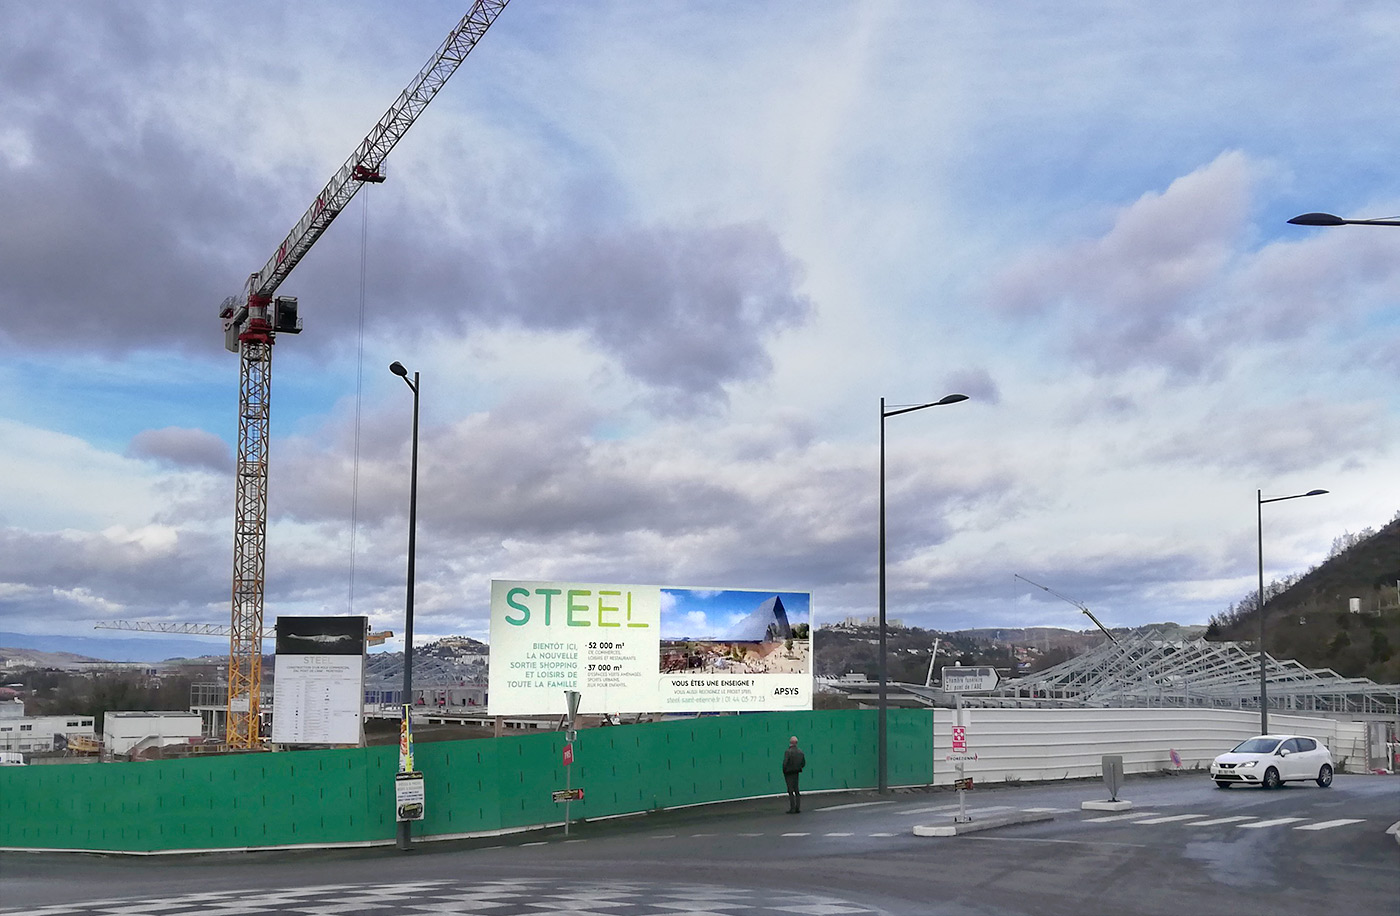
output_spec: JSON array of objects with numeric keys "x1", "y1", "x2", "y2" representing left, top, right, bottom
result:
[
  {"x1": 878, "y1": 393, "x2": 968, "y2": 794},
  {"x1": 1256, "y1": 488, "x2": 1327, "y2": 734},
  {"x1": 1288, "y1": 212, "x2": 1400, "y2": 227},
  {"x1": 389, "y1": 360, "x2": 420, "y2": 851}
]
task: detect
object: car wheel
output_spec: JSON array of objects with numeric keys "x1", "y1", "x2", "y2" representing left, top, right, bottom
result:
[
  {"x1": 1316, "y1": 764, "x2": 1333, "y2": 788},
  {"x1": 1262, "y1": 767, "x2": 1281, "y2": 789},
  {"x1": 1215, "y1": 780, "x2": 1231, "y2": 789}
]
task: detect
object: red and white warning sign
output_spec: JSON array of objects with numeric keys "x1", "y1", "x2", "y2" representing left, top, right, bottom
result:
[{"x1": 952, "y1": 726, "x2": 966, "y2": 752}]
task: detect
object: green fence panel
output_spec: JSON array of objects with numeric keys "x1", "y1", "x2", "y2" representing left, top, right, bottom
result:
[{"x1": 0, "y1": 708, "x2": 940, "y2": 852}]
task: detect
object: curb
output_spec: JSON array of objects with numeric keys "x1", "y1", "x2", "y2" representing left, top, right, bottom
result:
[{"x1": 913, "y1": 810, "x2": 1056, "y2": 837}]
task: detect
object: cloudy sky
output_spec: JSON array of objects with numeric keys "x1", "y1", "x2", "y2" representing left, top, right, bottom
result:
[{"x1": 2, "y1": 1, "x2": 1397, "y2": 656}]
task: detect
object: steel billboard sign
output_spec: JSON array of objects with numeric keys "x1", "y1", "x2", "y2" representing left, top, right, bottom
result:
[{"x1": 488, "y1": 580, "x2": 812, "y2": 715}]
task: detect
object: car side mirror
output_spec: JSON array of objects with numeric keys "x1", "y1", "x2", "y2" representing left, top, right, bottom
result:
[{"x1": 1278, "y1": 748, "x2": 1290, "y2": 757}]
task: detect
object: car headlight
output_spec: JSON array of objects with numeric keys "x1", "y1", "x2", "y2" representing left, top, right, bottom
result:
[{"x1": 1237, "y1": 761, "x2": 1257, "y2": 769}]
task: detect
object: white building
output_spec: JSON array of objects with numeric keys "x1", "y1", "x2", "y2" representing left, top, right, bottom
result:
[
  {"x1": 0, "y1": 700, "x2": 97, "y2": 758},
  {"x1": 103, "y1": 710, "x2": 204, "y2": 758}
]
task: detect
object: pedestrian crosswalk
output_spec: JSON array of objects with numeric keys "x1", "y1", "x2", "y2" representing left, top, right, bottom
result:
[
  {"x1": 630, "y1": 807, "x2": 1369, "y2": 842},
  {"x1": 1080, "y1": 810, "x2": 1367, "y2": 831}
]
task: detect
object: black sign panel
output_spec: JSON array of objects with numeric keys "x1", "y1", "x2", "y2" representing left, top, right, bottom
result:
[{"x1": 275, "y1": 616, "x2": 368, "y2": 656}]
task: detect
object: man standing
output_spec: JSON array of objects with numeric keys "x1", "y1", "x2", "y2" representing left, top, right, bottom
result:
[{"x1": 782, "y1": 735, "x2": 805, "y2": 813}]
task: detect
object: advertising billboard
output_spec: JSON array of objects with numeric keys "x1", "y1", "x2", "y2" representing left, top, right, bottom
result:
[
  {"x1": 488, "y1": 580, "x2": 811, "y2": 715},
  {"x1": 271, "y1": 615, "x2": 367, "y2": 745}
]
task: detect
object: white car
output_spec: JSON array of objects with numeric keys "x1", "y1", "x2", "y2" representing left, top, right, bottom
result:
[{"x1": 1210, "y1": 734, "x2": 1333, "y2": 789}]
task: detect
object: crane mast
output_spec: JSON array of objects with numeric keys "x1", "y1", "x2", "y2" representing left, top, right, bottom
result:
[{"x1": 217, "y1": 0, "x2": 509, "y2": 749}]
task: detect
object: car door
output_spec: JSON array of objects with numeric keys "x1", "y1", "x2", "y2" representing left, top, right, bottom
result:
[
  {"x1": 1294, "y1": 737, "x2": 1322, "y2": 779},
  {"x1": 1277, "y1": 738, "x2": 1304, "y2": 781}
]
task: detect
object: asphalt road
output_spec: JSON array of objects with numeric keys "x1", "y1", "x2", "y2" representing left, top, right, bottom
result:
[{"x1": 1, "y1": 772, "x2": 1395, "y2": 916}]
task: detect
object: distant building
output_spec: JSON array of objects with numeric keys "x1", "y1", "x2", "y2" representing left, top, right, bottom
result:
[{"x1": 0, "y1": 702, "x2": 96, "y2": 757}]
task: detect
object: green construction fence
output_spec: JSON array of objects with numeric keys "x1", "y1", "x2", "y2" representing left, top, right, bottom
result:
[{"x1": 0, "y1": 708, "x2": 934, "y2": 853}]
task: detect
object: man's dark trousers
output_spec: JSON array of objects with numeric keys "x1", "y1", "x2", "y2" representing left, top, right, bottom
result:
[{"x1": 784, "y1": 771, "x2": 800, "y2": 813}]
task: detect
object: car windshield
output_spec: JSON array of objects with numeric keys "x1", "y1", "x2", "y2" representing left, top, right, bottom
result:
[{"x1": 1231, "y1": 737, "x2": 1281, "y2": 754}]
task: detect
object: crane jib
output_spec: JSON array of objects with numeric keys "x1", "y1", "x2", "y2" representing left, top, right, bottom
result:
[{"x1": 226, "y1": 0, "x2": 510, "y2": 308}]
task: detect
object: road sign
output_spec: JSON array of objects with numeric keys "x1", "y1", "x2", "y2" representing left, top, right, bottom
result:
[
  {"x1": 952, "y1": 725, "x2": 966, "y2": 752},
  {"x1": 552, "y1": 788, "x2": 584, "y2": 803},
  {"x1": 954, "y1": 776, "x2": 974, "y2": 790},
  {"x1": 941, "y1": 666, "x2": 999, "y2": 692},
  {"x1": 563, "y1": 743, "x2": 574, "y2": 766}
]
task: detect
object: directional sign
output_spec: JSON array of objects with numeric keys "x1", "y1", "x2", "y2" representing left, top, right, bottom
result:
[
  {"x1": 941, "y1": 666, "x2": 999, "y2": 693},
  {"x1": 552, "y1": 788, "x2": 584, "y2": 803}
]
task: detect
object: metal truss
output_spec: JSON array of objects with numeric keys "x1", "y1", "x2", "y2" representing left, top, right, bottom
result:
[{"x1": 990, "y1": 631, "x2": 1400, "y2": 716}]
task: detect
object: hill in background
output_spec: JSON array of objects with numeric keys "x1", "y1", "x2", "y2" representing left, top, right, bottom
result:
[{"x1": 1208, "y1": 513, "x2": 1400, "y2": 682}]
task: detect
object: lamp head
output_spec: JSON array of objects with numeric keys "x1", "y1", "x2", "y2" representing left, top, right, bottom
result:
[
  {"x1": 1304, "y1": 489, "x2": 1328, "y2": 497},
  {"x1": 389, "y1": 361, "x2": 408, "y2": 378},
  {"x1": 1287, "y1": 212, "x2": 1345, "y2": 226},
  {"x1": 938, "y1": 394, "x2": 970, "y2": 405}
]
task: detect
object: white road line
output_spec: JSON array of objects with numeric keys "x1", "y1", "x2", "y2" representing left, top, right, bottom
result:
[
  {"x1": 1238, "y1": 817, "x2": 1306, "y2": 829},
  {"x1": 1133, "y1": 814, "x2": 1209, "y2": 824},
  {"x1": 781, "y1": 832, "x2": 810, "y2": 837},
  {"x1": 651, "y1": 834, "x2": 677, "y2": 839},
  {"x1": 737, "y1": 832, "x2": 765, "y2": 837},
  {"x1": 869, "y1": 832, "x2": 897, "y2": 837},
  {"x1": 520, "y1": 841, "x2": 548, "y2": 847},
  {"x1": 824, "y1": 832, "x2": 854, "y2": 837},
  {"x1": 1084, "y1": 812, "x2": 1159, "y2": 823},
  {"x1": 1294, "y1": 819, "x2": 1367, "y2": 831},
  {"x1": 690, "y1": 833, "x2": 716, "y2": 837},
  {"x1": 818, "y1": 800, "x2": 897, "y2": 812},
  {"x1": 899, "y1": 804, "x2": 960, "y2": 815},
  {"x1": 1186, "y1": 816, "x2": 1256, "y2": 827},
  {"x1": 563, "y1": 839, "x2": 586, "y2": 844},
  {"x1": 1022, "y1": 807, "x2": 1071, "y2": 813}
]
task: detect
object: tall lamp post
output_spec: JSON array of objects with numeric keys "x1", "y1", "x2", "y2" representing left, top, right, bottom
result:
[
  {"x1": 1256, "y1": 488, "x2": 1327, "y2": 734},
  {"x1": 879, "y1": 393, "x2": 968, "y2": 794},
  {"x1": 390, "y1": 360, "x2": 420, "y2": 851}
]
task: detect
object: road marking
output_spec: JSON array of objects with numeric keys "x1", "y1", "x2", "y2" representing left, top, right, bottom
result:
[
  {"x1": 1084, "y1": 812, "x2": 1159, "y2": 823},
  {"x1": 1022, "y1": 807, "x2": 1071, "y2": 813},
  {"x1": 818, "y1": 800, "x2": 897, "y2": 812},
  {"x1": 737, "y1": 832, "x2": 765, "y2": 837},
  {"x1": 824, "y1": 832, "x2": 854, "y2": 837},
  {"x1": 520, "y1": 841, "x2": 548, "y2": 847},
  {"x1": 869, "y1": 832, "x2": 897, "y2": 837},
  {"x1": 690, "y1": 833, "x2": 717, "y2": 837},
  {"x1": 900, "y1": 804, "x2": 960, "y2": 815},
  {"x1": 563, "y1": 839, "x2": 586, "y2": 844},
  {"x1": 1238, "y1": 817, "x2": 1306, "y2": 829},
  {"x1": 1133, "y1": 814, "x2": 1209, "y2": 824},
  {"x1": 651, "y1": 834, "x2": 677, "y2": 839},
  {"x1": 1186, "y1": 816, "x2": 1256, "y2": 827},
  {"x1": 968, "y1": 836, "x2": 1151, "y2": 849},
  {"x1": 781, "y1": 832, "x2": 810, "y2": 837},
  {"x1": 1294, "y1": 819, "x2": 1366, "y2": 831}
]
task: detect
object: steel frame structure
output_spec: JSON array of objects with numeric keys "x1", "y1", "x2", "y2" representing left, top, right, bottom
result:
[{"x1": 992, "y1": 632, "x2": 1400, "y2": 717}]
